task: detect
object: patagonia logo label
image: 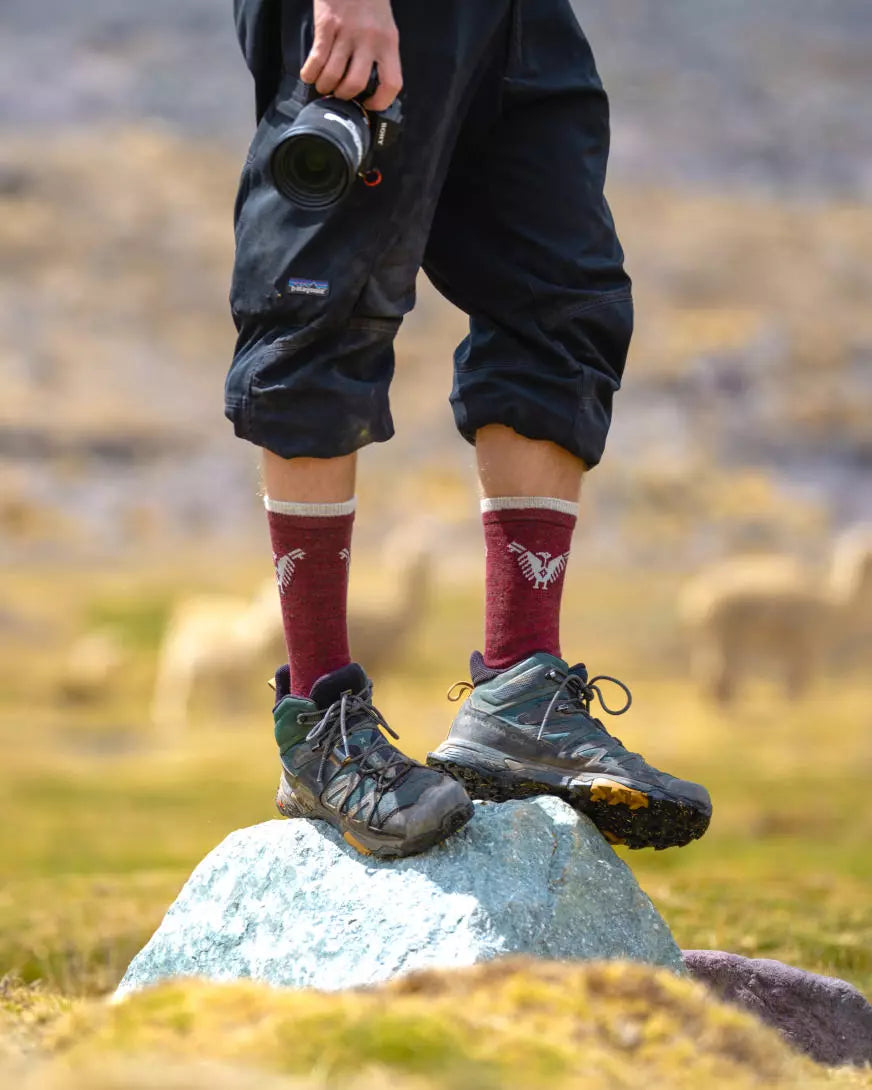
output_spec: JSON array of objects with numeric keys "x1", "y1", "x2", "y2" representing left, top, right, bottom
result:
[{"x1": 287, "y1": 278, "x2": 330, "y2": 297}]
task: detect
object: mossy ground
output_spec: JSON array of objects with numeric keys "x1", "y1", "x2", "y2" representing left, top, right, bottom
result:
[
  {"x1": 3, "y1": 960, "x2": 870, "y2": 1090},
  {"x1": 1, "y1": 558, "x2": 870, "y2": 1087}
]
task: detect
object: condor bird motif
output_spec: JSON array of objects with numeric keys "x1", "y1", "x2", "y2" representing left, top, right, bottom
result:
[
  {"x1": 274, "y1": 549, "x2": 306, "y2": 594},
  {"x1": 508, "y1": 542, "x2": 570, "y2": 590}
]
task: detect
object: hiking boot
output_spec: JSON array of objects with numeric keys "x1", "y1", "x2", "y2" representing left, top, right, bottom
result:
[
  {"x1": 427, "y1": 652, "x2": 711, "y2": 850},
  {"x1": 273, "y1": 662, "x2": 474, "y2": 858}
]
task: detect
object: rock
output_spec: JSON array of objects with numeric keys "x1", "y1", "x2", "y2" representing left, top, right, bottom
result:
[
  {"x1": 683, "y1": 950, "x2": 872, "y2": 1066},
  {"x1": 117, "y1": 797, "x2": 684, "y2": 998}
]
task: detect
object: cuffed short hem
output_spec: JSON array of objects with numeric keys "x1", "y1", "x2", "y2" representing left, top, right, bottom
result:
[
  {"x1": 452, "y1": 389, "x2": 614, "y2": 469},
  {"x1": 225, "y1": 318, "x2": 399, "y2": 459},
  {"x1": 226, "y1": 394, "x2": 395, "y2": 459}
]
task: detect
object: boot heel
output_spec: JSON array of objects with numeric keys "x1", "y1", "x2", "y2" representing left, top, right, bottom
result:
[
  {"x1": 427, "y1": 745, "x2": 541, "y2": 803},
  {"x1": 275, "y1": 777, "x2": 314, "y2": 819}
]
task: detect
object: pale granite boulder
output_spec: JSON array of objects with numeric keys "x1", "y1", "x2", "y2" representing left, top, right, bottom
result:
[{"x1": 116, "y1": 797, "x2": 684, "y2": 998}]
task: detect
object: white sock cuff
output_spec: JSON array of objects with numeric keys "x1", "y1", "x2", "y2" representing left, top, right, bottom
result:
[
  {"x1": 480, "y1": 496, "x2": 579, "y2": 517},
  {"x1": 264, "y1": 496, "x2": 356, "y2": 517}
]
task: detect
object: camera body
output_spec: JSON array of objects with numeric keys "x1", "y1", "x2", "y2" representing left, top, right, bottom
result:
[{"x1": 270, "y1": 81, "x2": 403, "y2": 210}]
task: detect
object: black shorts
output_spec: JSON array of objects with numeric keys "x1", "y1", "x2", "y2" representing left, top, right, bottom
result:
[{"x1": 227, "y1": 0, "x2": 633, "y2": 467}]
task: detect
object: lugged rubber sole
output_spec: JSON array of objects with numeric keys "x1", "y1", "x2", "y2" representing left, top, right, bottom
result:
[
  {"x1": 275, "y1": 777, "x2": 475, "y2": 859},
  {"x1": 426, "y1": 743, "x2": 710, "y2": 851}
]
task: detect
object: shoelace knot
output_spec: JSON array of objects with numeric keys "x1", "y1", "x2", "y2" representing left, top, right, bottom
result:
[
  {"x1": 300, "y1": 688, "x2": 414, "y2": 823},
  {"x1": 538, "y1": 666, "x2": 632, "y2": 741}
]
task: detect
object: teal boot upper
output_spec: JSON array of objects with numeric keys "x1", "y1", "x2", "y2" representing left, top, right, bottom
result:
[
  {"x1": 444, "y1": 651, "x2": 711, "y2": 812},
  {"x1": 272, "y1": 662, "x2": 474, "y2": 854}
]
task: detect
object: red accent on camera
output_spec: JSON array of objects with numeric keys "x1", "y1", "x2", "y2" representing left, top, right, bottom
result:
[{"x1": 362, "y1": 169, "x2": 383, "y2": 187}]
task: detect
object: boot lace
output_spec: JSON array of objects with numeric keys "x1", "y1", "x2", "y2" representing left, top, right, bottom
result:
[
  {"x1": 298, "y1": 687, "x2": 415, "y2": 812},
  {"x1": 538, "y1": 665, "x2": 632, "y2": 742}
]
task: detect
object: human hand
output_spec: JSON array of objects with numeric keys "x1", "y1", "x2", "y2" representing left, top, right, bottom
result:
[{"x1": 300, "y1": 0, "x2": 402, "y2": 112}]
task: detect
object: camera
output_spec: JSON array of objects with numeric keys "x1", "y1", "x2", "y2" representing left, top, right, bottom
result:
[{"x1": 270, "y1": 71, "x2": 403, "y2": 210}]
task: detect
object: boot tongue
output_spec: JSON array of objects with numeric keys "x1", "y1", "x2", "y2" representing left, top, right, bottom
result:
[
  {"x1": 273, "y1": 664, "x2": 292, "y2": 705},
  {"x1": 308, "y1": 663, "x2": 369, "y2": 709}
]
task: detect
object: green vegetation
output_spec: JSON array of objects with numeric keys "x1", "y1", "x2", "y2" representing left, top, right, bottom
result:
[{"x1": 4, "y1": 960, "x2": 871, "y2": 1090}]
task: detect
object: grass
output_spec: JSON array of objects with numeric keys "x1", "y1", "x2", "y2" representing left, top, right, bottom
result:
[
  {"x1": 0, "y1": 557, "x2": 870, "y2": 1085},
  {"x1": 4, "y1": 960, "x2": 870, "y2": 1090}
]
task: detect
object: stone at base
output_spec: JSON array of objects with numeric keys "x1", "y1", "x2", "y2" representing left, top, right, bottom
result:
[
  {"x1": 683, "y1": 950, "x2": 872, "y2": 1067},
  {"x1": 116, "y1": 797, "x2": 684, "y2": 998}
]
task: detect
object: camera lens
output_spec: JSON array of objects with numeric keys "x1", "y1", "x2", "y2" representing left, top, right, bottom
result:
[
  {"x1": 270, "y1": 98, "x2": 370, "y2": 210},
  {"x1": 271, "y1": 133, "x2": 351, "y2": 209},
  {"x1": 295, "y1": 141, "x2": 333, "y2": 184},
  {"x1": 289, "y1": 137, "x2": 345, "y2": 195}
]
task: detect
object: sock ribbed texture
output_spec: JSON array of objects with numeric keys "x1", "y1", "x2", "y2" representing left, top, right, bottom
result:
[
  {"x1": 265, "y1": 496, "x2": 355, "y2": 698},
  {"x1": 481, "y1": 497, "x2": 577, "y2": 670}
]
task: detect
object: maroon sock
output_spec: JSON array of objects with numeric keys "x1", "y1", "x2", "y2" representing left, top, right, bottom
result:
[
  {"x1": 265, "y1": 497, "x2": 355, "y2": 698},
  {"x1": 482, "y1": 498, "x2": 578, "y2": 671}
]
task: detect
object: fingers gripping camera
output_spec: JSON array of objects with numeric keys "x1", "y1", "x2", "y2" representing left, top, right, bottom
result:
[{"x1": 270, "y1": 68, "x2": 403, "y2": 210}]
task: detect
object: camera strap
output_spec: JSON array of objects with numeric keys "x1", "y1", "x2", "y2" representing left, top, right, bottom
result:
[
  {"x1": 274, "y1": 77, "x2": 314, "y2": 123},
  {"x1": 289, "y1": 79, "x2": 311, "y2": 109}
]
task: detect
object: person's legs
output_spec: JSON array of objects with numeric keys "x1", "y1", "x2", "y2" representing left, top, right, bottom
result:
[
  {"x1": 432, "y1": 420, "x2": 713, "y2": 846},
  {"x1": 262, "y1": 445, "x2": 473, "y2": 858},
  {"x1": 232, "y1": 0, "x2": 508, "y2": 692},
  {"x1": 227, "y1": 0, "x2": 517, "y2": 855},
  {"x1": 425, "y1": 1, "x2": 711, "y2": 849},
  {"x1": 422, "y1": 2, "x2": 631, "y2": 673}
]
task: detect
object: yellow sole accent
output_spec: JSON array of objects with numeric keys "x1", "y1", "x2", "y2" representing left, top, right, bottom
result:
[
  {"x1": 590, "y1": 778, "x2": 650, "y2": 811},
  {"x1": 602, "y1": 831, "x2": 627, "y2": 846},
  {"x1": 343, "y1": 831, "x2": 373, "y2": 856}
]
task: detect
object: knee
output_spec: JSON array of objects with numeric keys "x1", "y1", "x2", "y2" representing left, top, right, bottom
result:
[
  {"x1": 560, "y1": 285, "x2": 634, "y2": 389},
  {"x1": 225, "y1": 317, "x2": 399, "y2": 459}
]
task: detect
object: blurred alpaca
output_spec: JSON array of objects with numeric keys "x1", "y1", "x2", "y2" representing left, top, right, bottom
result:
[
  {"x1": 59, "y1": 627, "x2": 127, "y2": 704},
  {"x1": 150, "y1": 580, "x2": 284, "y2": 733},
  {"x1": 150, "y1": 530, "x2": 433, "y2": 732},
  {"x1": 680, "y1": 526, "x2": 872, "y2": 704},
  {"x1": 347, "y1": 524, "x2": 433, "y2": 674}
]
